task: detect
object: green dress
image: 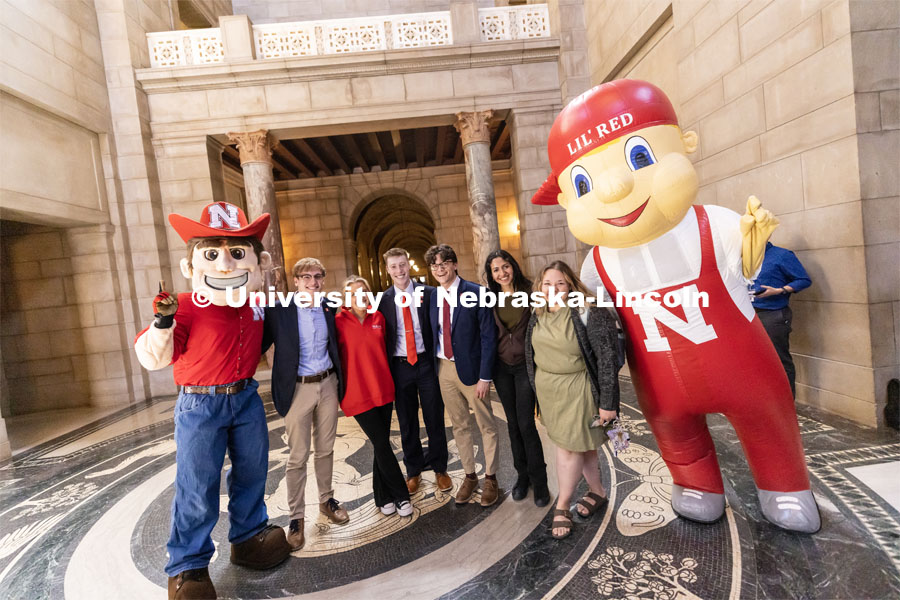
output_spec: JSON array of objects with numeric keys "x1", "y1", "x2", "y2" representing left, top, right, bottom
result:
[{"x1": 533, "y1": 307, "x2": 602, "y2": 452}]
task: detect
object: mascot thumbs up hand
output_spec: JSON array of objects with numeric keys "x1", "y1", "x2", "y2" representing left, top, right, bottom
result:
[{"x1": 534, "y1": 80, "x2": 819, "y2": 534}]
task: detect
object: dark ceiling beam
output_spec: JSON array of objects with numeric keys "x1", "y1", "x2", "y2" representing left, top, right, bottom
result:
[
  {"x1": 223, "y1": 144, "x2": 241, "y2": 162},
  {"x1": 290, "y1": 139, "x2": 332, "y2": 177},
  {"x1": 268, "y1": 148, "x2": 296, "y2": 179},
  {"x1": 275, "y1": 141, "x2": 315, "y2": 178},
  {"x1": 434, "y1": 125, "x2": 448, "y2": 166},
  {"x1": 317, "y1": 137, "x2": 351, "y2": 174},
  {"x1": 491, "y1": 123, "x2": 511, "y2": 160},
  {"x1": 366, "y1": 132, "x2": 389, "y2": 171},
  {"x1": 415, "y1": 128, "x2": 427, "y2": 167},
  {"x1": 343, "y1": 134, "x2": 369, "y2": 173},
  {"x1": 391, "y1": 130, "x2": 407, "y2": 169}
]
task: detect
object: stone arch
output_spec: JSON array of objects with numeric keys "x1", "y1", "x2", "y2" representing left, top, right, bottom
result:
[{"x1": 352, "y1": 192, "x2": 437, "y2": 291}]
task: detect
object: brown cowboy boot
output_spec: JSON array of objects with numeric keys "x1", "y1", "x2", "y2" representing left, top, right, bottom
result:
[
  {"x1": 230, "y1": 524, "x2": 291, "y2": 570},
  {"x1": 167, "y1": 567, "x2": 216, "y2": 600}
]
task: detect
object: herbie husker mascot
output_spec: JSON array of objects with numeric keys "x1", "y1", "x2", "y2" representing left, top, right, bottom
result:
[
  {"x1": 533, "y1": 80, "x2": 820, "y2": 533},
  {"x1": 135, "y1": 201, "x2": 291, "y2": 599}
]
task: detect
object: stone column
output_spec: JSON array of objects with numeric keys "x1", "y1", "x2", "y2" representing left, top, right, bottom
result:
[
  {"x1": 226, "y1": 129, "x2": 287, "y2": 291},
  {"x1": 454, "y1": 110, "x2": 501, "y2": 273}
]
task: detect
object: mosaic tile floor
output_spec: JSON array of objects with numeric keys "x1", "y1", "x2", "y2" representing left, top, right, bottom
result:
[{"x1": 0, "y1": 378, "x2": 898, "y2": 599}]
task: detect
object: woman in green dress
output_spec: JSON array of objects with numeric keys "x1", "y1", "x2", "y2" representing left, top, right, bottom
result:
[{"x1": 525, "y1": 261, "x2": 621, "y2": 539}]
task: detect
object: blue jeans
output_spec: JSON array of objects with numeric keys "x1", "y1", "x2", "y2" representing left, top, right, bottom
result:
[{"x1": 166, "y1": 379, "x2": 270, "y2": 576}]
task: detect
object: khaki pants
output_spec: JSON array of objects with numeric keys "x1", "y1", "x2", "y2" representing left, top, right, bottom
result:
[
  {"x1": 438, "y1": 358, "x2": 499, "y2": 476},
  {"x1": 283, "y1": 373, "x2": 339, "y2": 520}
]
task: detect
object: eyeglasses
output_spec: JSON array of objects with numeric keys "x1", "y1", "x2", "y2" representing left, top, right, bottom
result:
[
  {"x1": 430, "y1": 261, "x2": 454, "y2": 272},
  {"x1": 298, "y1": 273, "x2": 325, "y2": 282}
]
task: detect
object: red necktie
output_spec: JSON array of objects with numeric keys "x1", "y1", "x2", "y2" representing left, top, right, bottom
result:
[
  {"x1": 402, "y1": 305, "x2": 418, "y2": 365},
  {"x1": 442, "y1": 301, "x2": 453, "y2": 359}
]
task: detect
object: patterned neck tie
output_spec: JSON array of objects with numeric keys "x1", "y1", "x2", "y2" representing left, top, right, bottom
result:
[
  {"x1": 442, "y1": 300, "x2": 454, "y2": 359},
  {"x1": 402, "y1": 304, "x2": 418, "y2": 365}
]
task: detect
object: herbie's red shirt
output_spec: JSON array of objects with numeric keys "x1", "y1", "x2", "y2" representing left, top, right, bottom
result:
[
  {"x1": 135, "y1": 292, "x2": 263, "y2": 386},
  {"x1": 335, "y1": 309, "x2": 395, "y2": 417}
]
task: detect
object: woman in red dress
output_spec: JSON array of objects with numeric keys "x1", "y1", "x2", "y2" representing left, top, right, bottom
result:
[{"x1": 335, "y1": 276, "x2": 413, "y2": 517}]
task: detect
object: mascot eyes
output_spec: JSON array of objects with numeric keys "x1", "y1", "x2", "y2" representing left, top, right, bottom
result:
[
  {"x1": 230, "y1": 248, "x2": 246, "y2": 260},
  {"x1": 571, "y1": 165, "x2": 592, "y2": 197},
  {"x1": 624, "y1": 136, "x2": 657, "y2": 171},
  {"x1": 203, "y1": 249, "x2": 219, "y2": 261}
]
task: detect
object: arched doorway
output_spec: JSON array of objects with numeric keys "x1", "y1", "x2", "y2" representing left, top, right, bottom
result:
[{"x1": 353, "y1": 195, "x2": 436, "y2": 291}]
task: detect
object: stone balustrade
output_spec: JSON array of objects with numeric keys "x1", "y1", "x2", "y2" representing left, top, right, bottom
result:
[{"x1": 146, "y1": 4, "x2": 550, "y2": 68}]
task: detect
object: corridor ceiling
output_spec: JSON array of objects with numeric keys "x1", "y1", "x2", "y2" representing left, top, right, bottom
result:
[{"x1": 222, "y1": 121, "x2": 512, "y2": 180}]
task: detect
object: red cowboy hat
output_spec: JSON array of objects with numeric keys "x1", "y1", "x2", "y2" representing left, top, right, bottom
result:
[{"x1": 168, "y1": 202, "x2": 270, "y2": 243}]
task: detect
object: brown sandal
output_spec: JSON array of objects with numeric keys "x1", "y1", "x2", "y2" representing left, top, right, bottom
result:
[
  {"x1": 551, "y1": 508, "x2": 574, "y2": 539},
  {"x1": 575, "y1": 491, "x2": 608, "y2": 518}
]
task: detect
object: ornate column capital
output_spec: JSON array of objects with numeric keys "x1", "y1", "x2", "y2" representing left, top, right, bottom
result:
[
  {"x1": 454, "y1": 110, "x2": 494, "y2": 146},
  {"x1": 226, "y1": 129, "x2": 272, "y2": 165}
]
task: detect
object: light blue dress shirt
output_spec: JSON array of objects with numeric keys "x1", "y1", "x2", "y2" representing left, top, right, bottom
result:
[{"x1": 297, "y1": 306, "x2": 332, "y2": 376}]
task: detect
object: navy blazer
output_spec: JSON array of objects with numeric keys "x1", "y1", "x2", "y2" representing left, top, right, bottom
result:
[
  {"x1": 429, "y1": 277, "x2": 497, "y2": 386},
  {"x1": 262, "y1": 301, "x2": 345, "y2": 417},
  {"x1": 378, "y1": 281, "x2": 438, "y2": 372}
]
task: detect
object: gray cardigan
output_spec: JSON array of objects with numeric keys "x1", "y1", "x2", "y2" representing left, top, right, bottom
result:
[{"x1": 525, "y1": 306, "x2": 621, "y2": 413}]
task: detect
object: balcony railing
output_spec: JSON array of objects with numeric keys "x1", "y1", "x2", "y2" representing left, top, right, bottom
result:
[{"x1": 146, "y1": 4, "x2": 550, "y2": 68}]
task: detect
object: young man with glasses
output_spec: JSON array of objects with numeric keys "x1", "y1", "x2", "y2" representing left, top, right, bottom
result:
[
  {"x1": 262, "y1": 258, "x2": 349, "y2": 551},
  {"x1": 378, "y1": 248, "x2": 452, "y2": 495},
  {"x1": 425, "y1": 244, "x2": 501, "y2": 507}
]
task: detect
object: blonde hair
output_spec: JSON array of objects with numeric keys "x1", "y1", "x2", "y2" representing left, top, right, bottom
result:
[
  {"x1": 383, "y1": 247, "x2": 409, "y2": 262},
  {"x1": 533, "y1": 260, "x2": 592, "y2": 316},
  {"x1": 341, "y1": 275, "x2": 371, "y2": 309},
  {"x1": 292, "y1": 257, "x2": 326, "y2": 278},
  {"x1": 341, "y1": 275, "x2": 371, "y2": 292}
]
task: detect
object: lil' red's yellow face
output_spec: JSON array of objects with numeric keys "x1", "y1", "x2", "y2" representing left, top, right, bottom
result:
[{"x1": 557, "y1": 124, "x2": 700, "y2": 248}]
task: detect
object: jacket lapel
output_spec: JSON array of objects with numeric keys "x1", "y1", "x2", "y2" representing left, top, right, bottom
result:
[{"x1": 451, "y1": 278, "x2": 463, "y2": 334}]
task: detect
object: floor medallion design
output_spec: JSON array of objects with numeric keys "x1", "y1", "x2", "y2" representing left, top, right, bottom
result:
[{"x1": 0, "y1": 381, "x2": 898, "y2": 599}]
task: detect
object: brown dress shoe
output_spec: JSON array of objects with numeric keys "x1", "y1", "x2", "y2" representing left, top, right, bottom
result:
[
  {"x1": 320, "y1": 498, "x2": 350, "y2": 524},
  {"x1": 435, "y1": 472, "x2": 453, "y2": 492},
  {"x1": 286, "y1": 518, "x2": 304, "y2": 551},
  {"x1": 406, "y1": 475, "x2": 421, "y2": 494},
  {"x1": 455, "y1": 476, "x2": 478, "y2": 504},
  {"x1": 230, "y1": 524, "x2": 291, "y2": 570},
  {"x1": 168, "y1": 567, "x2": 216, "y2": 600},
  {"x1": 481, "y1": 477, "x2": 499, "y2": 507}
]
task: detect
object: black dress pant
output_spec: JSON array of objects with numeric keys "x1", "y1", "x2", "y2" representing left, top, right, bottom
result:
[
  {"x1": 390, "y1": 354, "x2": 449, "y2": 477},
  {"x1": 353, "y1": 403, "x2": 410, "y2": 507},
  {"x1": 757, "y1": 306, "x2": 796, "y2": 397},
  {"x1": 493, "y1": 359, "x2": 547, "y2": 487}
]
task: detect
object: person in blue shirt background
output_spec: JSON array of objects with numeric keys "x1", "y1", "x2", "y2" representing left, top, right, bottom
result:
[{"x1": 751, "y1": 242, "x2": 812, "y2": 397}]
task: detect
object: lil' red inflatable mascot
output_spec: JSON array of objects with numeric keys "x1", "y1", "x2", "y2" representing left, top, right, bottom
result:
[{"x1": 533, "y1": 80, "x2": 820, "y2": 533}]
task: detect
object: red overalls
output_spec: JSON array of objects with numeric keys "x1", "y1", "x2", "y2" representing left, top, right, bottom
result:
[{"x1": 593, "y1": 206, "x2": 810, "y2": 494}]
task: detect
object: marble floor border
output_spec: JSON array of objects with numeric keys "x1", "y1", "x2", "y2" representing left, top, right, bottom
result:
[{"x1": 806, "y1": 443, "x2": 900, "y2": 566}]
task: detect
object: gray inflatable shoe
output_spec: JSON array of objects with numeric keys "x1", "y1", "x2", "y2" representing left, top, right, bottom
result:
[
  {"x1": 758, "y1": 489, "x2": 821, "y2": 533},
  {"x1": 672, "y1": 485, "x2": 725, "y2": 523}
]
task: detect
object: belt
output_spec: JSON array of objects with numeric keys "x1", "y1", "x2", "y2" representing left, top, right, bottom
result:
[
  {"x1": 392, "y1": 352, "x2": 427, "y2": 363},
  {"x1": 182, "y1": 379, "x2": 249, "y2": 395},
  {"x1": 297, "y1": 367, "x2": 335, "y2": 384}
]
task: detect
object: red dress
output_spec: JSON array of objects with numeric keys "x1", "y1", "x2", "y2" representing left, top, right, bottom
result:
[
  {"x1": 593, "y1": 206, "x2": 810, "y2": 494},
  {"x1": 335, "y1": 309, "x2": 396, "y2": 417}
]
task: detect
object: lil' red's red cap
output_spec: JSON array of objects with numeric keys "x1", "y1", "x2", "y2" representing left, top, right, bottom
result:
[
  {"x1": 532, "y1": 79, "x2": 678, "y2": 205},
  {"x1": 168, "y1": 201, "x2": 270, "y2": 243}
]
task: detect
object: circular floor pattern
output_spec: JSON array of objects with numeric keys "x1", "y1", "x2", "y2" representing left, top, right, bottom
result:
[{"x1": 1, "y1": 383, "x2": 899, "y2": 600}]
